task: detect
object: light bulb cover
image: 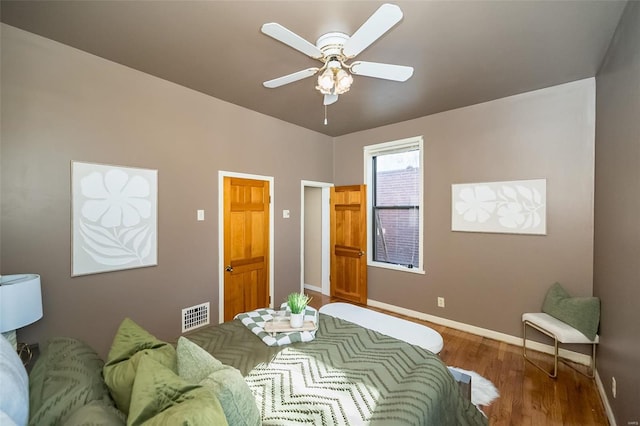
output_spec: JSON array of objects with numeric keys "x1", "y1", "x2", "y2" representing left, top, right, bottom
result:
[
  {"x1": 315, "y1": 61, "x2": 352, "y2": 96},
  {"x1": 334, "y1": 69, "x2": 353, "y2": 94},
  {"x1": 316, "y1": 69, "x2": 335, "y2": 94}
]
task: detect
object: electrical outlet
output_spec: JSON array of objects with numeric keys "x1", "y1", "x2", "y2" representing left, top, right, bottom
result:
[
  {"x1": 612, "y1": 376, "x2": 617, "y2": 398},
  {"x1": 437, "y1": 297, "x2": 445, "y2": 308}
]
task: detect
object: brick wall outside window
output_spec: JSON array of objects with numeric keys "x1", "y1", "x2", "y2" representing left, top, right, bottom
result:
[{"x1": 374, "y1": 167, "x2": 420, "y2": 267}]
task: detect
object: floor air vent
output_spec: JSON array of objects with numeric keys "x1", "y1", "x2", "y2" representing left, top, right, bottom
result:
[{"x1": 182, "y1": 302, "x2": 210, "y2": 332}]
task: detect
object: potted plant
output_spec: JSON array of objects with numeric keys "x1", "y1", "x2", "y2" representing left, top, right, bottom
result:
[{"x1": 287, "y1": 292, "x2": 312, "y2": 328}]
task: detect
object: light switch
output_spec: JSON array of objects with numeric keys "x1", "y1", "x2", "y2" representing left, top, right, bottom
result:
[
  {"x1": 197, "y1": 210, "x2": 205, "y2": 221},
  {"x1": 282, "y1": 210, "x2": 290, "y2": 219}
]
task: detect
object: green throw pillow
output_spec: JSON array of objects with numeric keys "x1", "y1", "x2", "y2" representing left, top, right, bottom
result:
[
  {"x1": 28, "y1": 337, "x2": 117, "y2": 426},
  {"x1": 127, "y1": 355, "x2": 228, "y2": 426},
  {"x1": 61, "y1": 400, "x2": 126, "y2": 426},
  {"x1": 177, "y1": 337, "x2": 260, "y2": 426},
  {"x1": 541, "y1": 282, "x2": 600, "y2": 341},
  {"x1": 176, "y1": 336, "x2": 223, "y2": 382},
  {"x1": 103, "y1": 318, "x2": 177, "y2": 415}
]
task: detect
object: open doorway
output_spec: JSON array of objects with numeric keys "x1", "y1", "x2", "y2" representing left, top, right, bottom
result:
[{"x1": 300, "y1": 181, "x2": 332, "y2": 296}]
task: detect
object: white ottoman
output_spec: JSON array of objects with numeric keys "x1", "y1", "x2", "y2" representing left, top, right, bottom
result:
[{"x1": 319, "y1": 302, "x2": 444, "y2": 354}]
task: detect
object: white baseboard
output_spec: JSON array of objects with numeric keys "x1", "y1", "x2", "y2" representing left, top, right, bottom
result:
[
  {"x1": 595, "y1": 370, "x2": 617, "y2": 426},
  {"x1": 367, "y1": 298, "x2": 615, "y2": 423},
  {"x1": 366, "y1": 298, "x2": 592, "y2": 366},
  {"x1": 304, "y1": 284, "x2": 322, "y2": 293}
]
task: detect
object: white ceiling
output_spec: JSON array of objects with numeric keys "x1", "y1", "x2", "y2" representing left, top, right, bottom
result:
[{"x1": 0, "y1": 1, "x2": 627, "y2": 137}]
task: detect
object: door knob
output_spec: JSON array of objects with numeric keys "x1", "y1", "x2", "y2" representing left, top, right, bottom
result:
[
  {"x1": 225, "y1": 265, "x2": 233, "y2": 272},
  {"x1": 358, "y1": 251, "x2": 365, "y2": 257}
]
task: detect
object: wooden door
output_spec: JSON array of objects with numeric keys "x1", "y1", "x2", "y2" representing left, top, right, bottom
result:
[
  {"x1": 223, "y1": 177, "x2": 270, "y2": 321},
  {"x1": 330, "y1": 185, "x2": 367, "y2": 304}
]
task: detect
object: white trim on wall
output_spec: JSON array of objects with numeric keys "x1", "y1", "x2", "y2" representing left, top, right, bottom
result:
[
  {"x1": 300, "y1": 180, "x2": 333, "y2": 296},
  {"x1": 595, "y1": 371, "x2": 618, "y2": 426},
  {"x1": 218, "y1": 171, "x2": 275, "y2": 324},
  {"x1": 367, "y1": 298, "x2": 594, "y2": 366}
]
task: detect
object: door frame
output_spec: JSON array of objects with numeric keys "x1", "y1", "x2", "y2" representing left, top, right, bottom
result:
[
  {"x1": 300, "y1": 180, "x2": 333, "y2": 296},
  {"x1": 218, "y1": 170, "x2": 275, "y2": 323}
]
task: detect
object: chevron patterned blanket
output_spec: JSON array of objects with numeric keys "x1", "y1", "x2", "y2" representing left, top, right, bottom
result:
[{"x1": 186, "y1": 314, "x2": 487, "y2": 426}]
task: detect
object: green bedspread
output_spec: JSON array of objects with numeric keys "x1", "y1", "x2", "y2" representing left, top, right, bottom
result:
[{"x1": 186, "y1": 314, "x2": 487, "y2": 426}]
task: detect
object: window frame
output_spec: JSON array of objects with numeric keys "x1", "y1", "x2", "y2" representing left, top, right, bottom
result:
[{"x1": 363, "y1": 136, "x2": 425, "y2": 274}]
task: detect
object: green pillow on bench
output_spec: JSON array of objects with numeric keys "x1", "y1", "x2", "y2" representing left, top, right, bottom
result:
[{"x1": 541, "y1": 282, "x2": 600, "y2": 341}]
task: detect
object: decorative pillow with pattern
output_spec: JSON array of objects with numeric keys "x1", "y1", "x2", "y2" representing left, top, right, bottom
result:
[{"x1": 28, "y1": 337, "x2": 120, "y2": 426}]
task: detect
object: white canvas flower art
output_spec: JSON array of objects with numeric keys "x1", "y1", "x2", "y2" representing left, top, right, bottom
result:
[
  {"x1": 80, "y1": 169, "x2": 151, "y2": 228},
  {"x1": 452, "y1": 179, "x2": 546, "y2": 235},
  {"x1": 72, "y1": 162, "x2": 158, "y2": 276},
  {"x1": 455, "y1": 185, "x2": 497, "y2": 223}
]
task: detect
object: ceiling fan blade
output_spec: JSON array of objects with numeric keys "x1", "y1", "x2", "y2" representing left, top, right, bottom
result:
[
  {"x1": 261, "y1": 23, "x2": 324, "y2": 59},
  {"x1": 350, "y1": 61, "x2": 413, "y2": 82},
  {"x1": 342, "y1": 3, "x2": 403, "y2": 58},
  {"x1": 324, "y1": 94, "x2": 338, "y2": 106},
  {"x1": 263, "y1": 68, "x2": 319, "y2": 88}
]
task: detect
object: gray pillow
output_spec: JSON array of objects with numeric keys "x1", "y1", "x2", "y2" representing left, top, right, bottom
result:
[
  {"x1": 200, "y1": 366, "x2": 261, "y2": 426},
  {"x1": 177, "y1": 337, "x2": 260, "y2": 426},
  {"x1": 541, "y1": 282, "x2": 600, "y2": 341},
  {"x1": 0, "y1": 334, "x2": 28, "y2": 426}
]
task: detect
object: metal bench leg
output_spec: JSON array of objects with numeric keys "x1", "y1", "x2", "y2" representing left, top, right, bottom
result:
[
  {"x1": 559, "y1": 342, "x2": 596, "y2": 379},
  {"x1": 522, "y1": 319, "x2": 558, "y2": 378},
  {"x1": 523, "y1": 320, "x2": 596, "y2": 379}
]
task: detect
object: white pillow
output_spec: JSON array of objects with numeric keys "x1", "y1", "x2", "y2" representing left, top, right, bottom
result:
[{"x1": 0, "y1": 334, "x2": 28, "y2": 425}]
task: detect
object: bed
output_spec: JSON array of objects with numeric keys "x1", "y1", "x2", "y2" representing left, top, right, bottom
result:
[
  {"x1": 4, "y1": 304, "x2": 488, "y2": 425},
  {"x1": 186, "y1": 309, "x2": 488, "y2": 425}
]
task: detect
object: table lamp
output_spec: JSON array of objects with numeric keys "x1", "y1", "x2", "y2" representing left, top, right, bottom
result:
[{"x1": 0, "y1": 274, "x2": 43, "y2": 351}]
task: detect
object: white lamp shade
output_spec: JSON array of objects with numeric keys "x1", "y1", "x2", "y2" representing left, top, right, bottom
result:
[{"x1": 0, "y1": 274, "x2": 43, "y2": 333}]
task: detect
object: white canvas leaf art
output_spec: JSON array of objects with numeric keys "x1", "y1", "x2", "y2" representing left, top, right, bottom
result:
[
  {"x1": 452, "y1": 179, "x2": 546, "y2": 235},
  {"x1": 72, "y1": 162, "x2": 158, "y2": 276}
]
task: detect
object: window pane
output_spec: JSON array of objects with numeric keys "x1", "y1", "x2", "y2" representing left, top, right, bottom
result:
[
  {"x1": 375, "y1": 150, "x2": 420, "y2": 206},
  {"x1": 365, "y1": 136, "x2": 423, "y2": 271},
  {"x1": 373, "y1": 207, "x2": 419, "y2": 268}
]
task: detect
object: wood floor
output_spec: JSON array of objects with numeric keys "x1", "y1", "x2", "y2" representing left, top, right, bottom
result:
[{"x1": 306, "y1": 290, "x2": 608, "y2": 425}]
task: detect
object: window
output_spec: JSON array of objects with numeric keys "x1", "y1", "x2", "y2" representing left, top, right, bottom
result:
[{"x1": 364, "y1": 136, "x2": 423, "y2": 273}]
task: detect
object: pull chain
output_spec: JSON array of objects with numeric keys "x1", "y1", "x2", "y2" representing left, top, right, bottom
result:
[{"x1": 324, "y1": 105, "x2": 328, "y2": 125}]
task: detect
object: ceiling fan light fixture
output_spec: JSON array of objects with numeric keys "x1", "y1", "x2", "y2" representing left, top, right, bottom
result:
[
  {"x1": 316, "y1": 64, "x2": 353, "y2": 95},
  {"x1": 262, "y1": 3, "x2": 411, "y2": 112},
  {"x1": 334, "y1": 69, "x2": 353, "y2": 94},
  {"x1": 316, "y1": 68, "x2": 335, "y2": 94}
]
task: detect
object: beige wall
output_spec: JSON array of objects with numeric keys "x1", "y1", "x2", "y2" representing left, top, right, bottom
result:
[
  {"x1": 0, "y1": 25, "x2": 333, "y2": 357},
  {"x1": 334, "y1": 79, "x2": 596, "y2": 338},
  {"x1": 0, "y1": 20, "x2": 609, "y2": 377},
  {"x1": 594, "y1": 2, "x2": 640, "y2": 424}
]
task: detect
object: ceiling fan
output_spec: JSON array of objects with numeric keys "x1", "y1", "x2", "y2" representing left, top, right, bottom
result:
[{"x1": 261, "y1": 3, "x2": 414, "y2": 107}]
